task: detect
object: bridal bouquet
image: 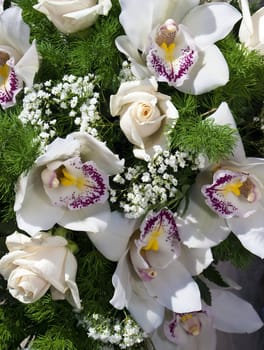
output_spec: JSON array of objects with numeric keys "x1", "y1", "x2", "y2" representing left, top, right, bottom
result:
[{"x1": 0, "y1": 0, "x2": 263, "y2": 349}]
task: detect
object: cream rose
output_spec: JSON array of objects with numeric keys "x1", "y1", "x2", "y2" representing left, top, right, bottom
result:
[
  {"x1": 33, "y1": 0, "x2": 112, "y2": 34},
  {"x1": 0, "y1": 231, "x2": 81, "y2": 309},
  {"x1": 110, "y1": 77, "x2": 179, "y2": 160}
]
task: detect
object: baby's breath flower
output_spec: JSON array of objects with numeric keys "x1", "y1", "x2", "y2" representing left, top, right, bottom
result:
[
  {"x1": 18, "y1": 74, "x2": 101, "y2": 152},
  {"x1": 77, "y1": 313, "x2": 147, "y2": 349},
  {"x1": 110, "y1": 148, "x2": 201, "y2": 218}
]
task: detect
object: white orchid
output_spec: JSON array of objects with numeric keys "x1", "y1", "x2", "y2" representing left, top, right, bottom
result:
[
  {"x1": 0, "y1": 6, "x2": 39, "y2": 108},
  {"x1": 14, "y1": 132, "x2": 124, "y2": 235},
  {"x1": 110, "y1": 77, "x2": 179, "y2": 160},
  {"x1": 116, "y1": 0, "x2": 241, "y2": 95},
  {"x1": 177, "y1": 102, "x2": 264, "y2": 259},
  {"x1": 151, "y1": 287, "x2": 263, "y2": 350},
  {"x1": 239, "y1": 0, "x2": 264, "y2": 54},
  {"x1": 87, "y1": 208, "x2": 213, "y2": 333},
  {"x1": 0, "y1": 231, "x2": 81, "y2": 309}
]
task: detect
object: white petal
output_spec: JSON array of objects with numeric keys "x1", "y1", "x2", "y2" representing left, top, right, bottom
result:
[
  {"x1": 15, "y1": 172, "x2": 65, "y2": 236},
  {"x1": 128, "y1": 277, "x2": 164, "y2": 333},
  {"x1": 87, "y1": 211, "x2": 138, "y2": 261},
  {"x1": 179, "y1": 246, "x2": 213, "y2": 275},
  {"x1": 177, "y1": 45, "x2": 229, "y2": 95},
  {"x1": 143, "y1": 260, "x2": 201, "y2": 313},
  {"x1": 63, "y1": 251, "x2": 81, "y2": 309},
  {"x1": 228, "y1": 209, "x2": 264, "y2": 258},
  {"x1": 71, "y1": 132, "x2": 124, "y2": 175},
  {"x1": 58, "y1": 202, "x2": 111, "y2": 232},
  {"x1": 182, "y1": 3, "x2": 241, "y2": 48},
  {"x1": 151, "y1": 326, "x2": 182, "y2": 350},
  {"x1": 211, "y1": 289, "x2": 263, "y2": 333},
  {"x1": 14, "y1": 246, "x2": 68, "y2": 293},
  {"x1": 15, "y1": 40, "x2": 39, "y2": 87},
  {"x1": 207, "y1": 102, "x2": 246, "y2": 163},
  {"x1": 0, "y1": 7, "x2": 31, "y2": 55},
  {"x1": 36, "y1": 135, "x2": 80, "y2": 166},
  {"x1": 110, "y1": 251, "x2": 132, "y2": 310},
  {"x1": 115, "y1": 36, "x2": 150, "y2": 79},
  {"x1": 239, "y1": 0, "x2": 253, "y2": 36},
  {"x1": 177, "y1": 180, "x2": 230, "y2": 248}
]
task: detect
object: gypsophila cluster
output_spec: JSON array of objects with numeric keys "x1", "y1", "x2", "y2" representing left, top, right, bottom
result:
[
  {"x1": 18, "y1": 74, "x2": 101, "y2": 151},
  {"x1": 110, "y1": 146, "x2": 205, "y2": 218},
  {"x1": 77, "y1": 313, "x2": 147, "y2": 349}
]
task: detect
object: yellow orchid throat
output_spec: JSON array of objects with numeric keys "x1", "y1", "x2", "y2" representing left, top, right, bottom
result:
[
  {"x1": 0, "y1": 64, "x2": 10, "y2": 87},
  {"x1": 143, "y1": 228, "x2": 162, "y2": 251},
  {"x1": 221, "y1": 180, "x2": 243, "y2": 196},
  {"x1": 60, "y1": 168, "x2": 86, "y2": 190},
  {"x1": 160, "y1": 42, "x2": 176, "y2": 62}
]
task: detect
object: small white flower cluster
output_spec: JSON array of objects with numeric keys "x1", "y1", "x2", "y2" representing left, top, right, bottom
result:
[
  {"x1": 110, "y1": 147, "x2": 204, "y2": 218},
  {"x1": 19, "y1": 74, "x2": 101, "y2": 150},
  {"x1": 78, "y1": 313, "x2": 147, "y2": 349}
]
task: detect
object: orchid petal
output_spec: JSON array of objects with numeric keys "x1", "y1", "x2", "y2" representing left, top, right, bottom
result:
[
  {"x1": 239, "y1": 0, "x2": 254, "y2": 37},
  {"x1": 152, "y1": 328, "x2": 180, "y2": 350},
  {"x1": 182, "y1": 3, "x2": 241, "y2": 48},
  {"x1": 143, "y1": 260, "x2": 201, "y2": 313},
  {"x1": 115, "y1": 36, "x2": 151, "y2": 79},
  {"x1": 71, "y1": 132, "x2": 124, "y2": 175},
  {"x1": 0, "y1": 7, "x2": 31, "y2": 54},
  {"x1": 211, "y1": 289, "x2": 263, "y2": 333},
  {"x1": 228, "y1": 209, "x2": 264, "y2": 258},
  {"x1": 207, "y1": 102, "x2": 246, "y2": 163},
  {"x1": 87, "y1": 211, "x2": 138, "y2": 261},
  {"x1": 15, "y1": 172, "x2": 65, "y2": 236},
  {"x1": 128, "y1": 277, "x2": 165, "y2": 333},
  {"x1": 110, "y1": 250, "x2": 132, "y2": 310},
  {"x1": 58, "y1": 202, "x2": 111, "y2": 232},
  {"x1": 179, "y1": 246, "x2": 213, "y2": 275},
  {"x1": 36, "y1": 135, "x2": 80, "y2": 166},
  {"x1": 177, "y1": 45, "x2": 229, "y2": 95},
  {"x1": 15, "y1": 40, "x2": 39, "y2": 87},
  {"x1": 177, "y1": 181, "x2": 230, "y2": 248}
]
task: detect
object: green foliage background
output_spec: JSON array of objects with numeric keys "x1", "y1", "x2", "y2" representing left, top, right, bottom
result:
[{"x1": 0, "y1": 0, "x2": 263, "y2": 349}]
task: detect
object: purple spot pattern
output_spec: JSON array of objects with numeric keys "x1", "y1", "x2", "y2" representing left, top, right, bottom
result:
[
  {"x1": 0, "y1": 68, "x2": 19, "y2": 105},
  {"x1": 140, "y1": 209, "x2": 180, "y2": 250},
  {"x1": 147, "y1": 46, "x2": 195, "y2": 86},
  {"x1": 202, "y1": 173, "x2": 238, "y2": 217},
  {"x1": 54, "y1": 160, "x2": 108, "y2": 210}
]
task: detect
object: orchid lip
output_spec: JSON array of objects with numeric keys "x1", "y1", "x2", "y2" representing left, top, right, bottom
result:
[
  {"x1": 42, "y1": 157, "x2": 109, "y2": 210},
  {"x1": 201, "y1": 169, "x2": 258, "y2": 218}
]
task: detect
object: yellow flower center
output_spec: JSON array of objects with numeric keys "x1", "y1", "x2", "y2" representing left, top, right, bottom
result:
[
  {"x1": 142, "y1": 228, "x2": 162, "y2": 251},
  {"x1": 0, "y1": 64, "x2": 9, "y2": 87},
  {"x1": 221, "y1": 180, "x2": 243, "y2": 196},
  {"x1": 59, "y1": 168, "x2": 86, "y2": 190},
  {"x1": 160, "y1": 42, "x2": 176, "y2": 62}
]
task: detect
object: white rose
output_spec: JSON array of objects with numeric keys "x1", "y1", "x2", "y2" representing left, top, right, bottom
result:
[
  {"x1": 110, "y1": 77, "x2": 178, "y2": 160},
  {"x1": 0, "y1": 231, "x2": 81, "y2": 308},
  {"x1": 33, "y1": 0, "x2": 112, "y2": 34}
]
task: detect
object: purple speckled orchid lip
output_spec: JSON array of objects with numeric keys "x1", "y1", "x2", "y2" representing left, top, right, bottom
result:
[
  {"x1": 147, "y1": 45, "x2": 197, "y2": 87},
  {"x1": 139, "y1": 208, "x2": 180, "y2": 250},
  {"x1": 44, "y1": 157, "x2": 109, "y2": 210},
  {"x1": 201, "y1": 169, "x2": 250, "y2": 218},
  {"x1": 0, "y1": 64, "x2": 21, "y2": 108}
]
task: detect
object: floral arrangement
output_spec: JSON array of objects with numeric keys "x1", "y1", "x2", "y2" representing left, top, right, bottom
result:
[{"x1": 0, "y1": 0, "x2": 263, "y2": 349}]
